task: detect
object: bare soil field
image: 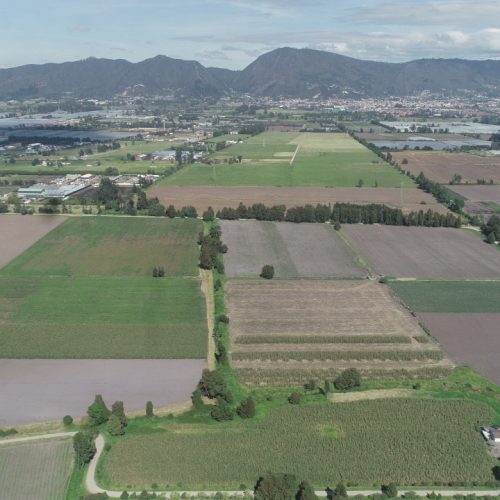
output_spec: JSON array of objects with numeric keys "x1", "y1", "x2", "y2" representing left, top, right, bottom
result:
[
  {"x1": 226, "y1": 280, "x2": 449, "y2": 386},
  {"x1": 393, "y1": 151, "x2": 500, "y2": 184},
  {"x1": 342, "y1": 226, "x2": 500, "y2": 279},
  {"x1": 148, "y1": 186, "x2": 447, "y2": 214},
  {"x1": 0, "y1": 359, "x2": 205, "y2": 425},
  {"x1": 0, "y1": 214, "x2": 66, "y2": 269},
  {"x1": 447, "y1": 185, "x2": 500, "y2": 202},
  {"x1": 418, "y1": 313, "x2": 500, "y2": 385},
  {"x1": 221, "y1": 220, "x2": 364, "y2": 278}
]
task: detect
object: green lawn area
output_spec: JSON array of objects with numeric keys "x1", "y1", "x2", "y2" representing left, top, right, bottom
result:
[
  {"x1": 0, "y1": 276, "x2": 206, "y2": 358},
  {"x1": 100, "y1": 398, "x2": 494, "y2": 489},
  {"x1": 0, "y1": 439, "x2": 74, "y2": 500},
  {"x1": 159, "y1": 132, "x2": 413, "y2": 187},
  {"x1": 389, "y1": 280, "x2": 500, "y2": 312},
  {"x1": 2, "y1": 216, "x2": 201, "y2": 277}
]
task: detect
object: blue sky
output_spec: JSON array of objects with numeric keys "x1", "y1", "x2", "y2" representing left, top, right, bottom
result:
[{"x1": 1, "y1": 0, "x2": 500, "y2": 69}]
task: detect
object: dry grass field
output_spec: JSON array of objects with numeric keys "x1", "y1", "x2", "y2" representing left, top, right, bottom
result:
[
  {"x1": 393, "y1": 151, "x2": 500, "y2": 184},
  {"x1": 0, "y1": 215, "x2": 66, "y2": 269},
  {"x1": 342, "y1": 226, "x2": 500, "y2": 279},
  {"x1": 418, "y1": 313, "x2": 500, "y2": 385},
  {"x1": 226, "y1": 280, "x2": 450, "y2": 386},
  {"x1": 147, "y1": 186, "x2": 447, "y2": 214},
  {"x1": 0, "y1": 439, "x2": 73, "y2": 499},
  {"x1": 221, "y1": 220, "x2": 364, "y2": 278}
]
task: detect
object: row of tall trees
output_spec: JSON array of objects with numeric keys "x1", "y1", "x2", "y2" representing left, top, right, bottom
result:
[{"x1": 216, "y1": 202, "x2": 461, "y2": 228}]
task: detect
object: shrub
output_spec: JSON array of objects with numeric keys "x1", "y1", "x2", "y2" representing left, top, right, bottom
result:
[
  {"x1": 210, "y1": 398, "x2": 235, "y2": 421},
  {"x1": 111, "y1": 401, "x2": 127, "y2": 428},
  {"x1": 203, "y1": 206, "x2": 215, "y2": 222},
  {"x1": 332, "y1": 482, "x2": 347, "y2": 498},
  {"x1": 382, "y1": 483, "x2": 398, "y2": 498},
  {"x1": 254, "y1": 473, "x2": 298, "y2": 500},
  {"x1": 107, "y1": 414, "x2": 125, "y2": 436},
  {"x1": 334, "y1": 368, "x2": 361, "y2": 391},
  {"x1": 260, "y1": 265, "x2": 275, "y2": 279},
  {"x1": 218, "y1": 314, "x2": 229, "y2": 324},
  {"x1": 63, "y1": 415, "x2": 73, "y2": 426},
  {"x1": 73, "y1": 431, "x2": 96, "y2": 467},
  {"x1": 237, "y1": 397, "x2": 256, "y2": 419},
  {"x1": 288, "y1": 392, "x2": 302, "y2": 405}
]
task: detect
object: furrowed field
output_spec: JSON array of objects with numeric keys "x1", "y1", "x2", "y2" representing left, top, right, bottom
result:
[
  {"x1": 160, "y1": 132, "x2": 414, "y2": 187},
  {"x1": 2, "y1": 216, "x2": 201, "y2": 277},
  {"x1": 226, "y1": 280, "x2": 450, "y2": 386},
  {"x1": 101, "y1": 399, "x2": 494, "y2": 489},
  {"x1": 0, "y1": 439, "x2": 73, "y2": 499},
  {"x1": 0, "y1": 276, "x2": 206, "y2": 358}
]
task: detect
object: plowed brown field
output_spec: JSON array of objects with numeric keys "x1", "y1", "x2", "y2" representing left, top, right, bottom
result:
[
  {"x1": 393, "y1": 151, "x2": 500, "y2": 184},
  {"x1": 148, "y1": 186, "x2": 447, "y2": 214}
]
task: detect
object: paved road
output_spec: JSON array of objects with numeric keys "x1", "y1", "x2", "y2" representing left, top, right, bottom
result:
[{"x1": 86, "y1": 434, "x2": 500, "y2": 498}]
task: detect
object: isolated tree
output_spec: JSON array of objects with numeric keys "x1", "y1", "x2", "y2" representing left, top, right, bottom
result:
[
  {"x1": 166, "y1": 205, "x2": 177, "y2": 218},
  {"x1": 382, "y1": 483, "x2": 398, "y2": 498},
  {"x1": 152, "y1": 266, "x2": 158, "y2": 278},
  {"x1": 73, "y1": 431, "x2": 96, "y2": 467},
  {"x1": 107, "y1": 414, "x2": 125, "y2": 436},
  {"x1": 145, "y1": 401, "x2": 154, "y2": 418},
  {"x1": 288, "y1": 392, "x2": 302, "y2": 405},
  {"x1": 96, "y1": 177, "x2": 119, "y2": 204},
  {"x1": 120, "y1": 492, "x2": 130, "y2": 499},
  {"x1": 254, "y1": 473, "x2": 298, "y2": 500},
  {"x1": 87, "y1": 394, "x2": 110, "y2": 425},
  {"x1": 356, "y1": 179, "x2": 364, "y2": 188},
  {"x1": 324, "y1": 380, "x2": 331, "y2": 394},
  {"x1": 334, "y1": 368, "x2": 361, "y2": 391},
  {"x1": 237, "y1": 397, "x2": 256, "y2": 419},
  {"x1": 296, "y1": 480, "x2": 318, "y2": 500},
  {"x1": 157, "y1": 266, "x2": 165, "y2": 277},
  {"x1": 63, "y1": 415, "x2": 73, "y2": 426},
  {"x1": 111, "y1": 401, "x2": 127, "y2": 428},
  {"x1": 487, "y1": 232, "x2": 496, "y2": 244},
  {"x1": 260, "y1": 265, "x2": 275, "y2": 279},
  {"x1": 333, "y1": 220, "x2": 341, "y2": 231}
]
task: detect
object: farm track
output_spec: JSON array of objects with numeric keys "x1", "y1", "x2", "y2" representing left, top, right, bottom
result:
[{"x1": 200, "y1": 268, "x2": 216, "y2": 370}]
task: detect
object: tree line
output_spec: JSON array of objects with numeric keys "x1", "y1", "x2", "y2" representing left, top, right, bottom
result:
[{"x1": 216, "y1": 202, "x2": 461, "y2": 228}]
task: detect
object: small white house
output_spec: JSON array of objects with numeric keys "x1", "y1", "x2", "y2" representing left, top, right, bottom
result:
[{"x1": 481, "y1": 427, "x2": 500, "y2": 443}]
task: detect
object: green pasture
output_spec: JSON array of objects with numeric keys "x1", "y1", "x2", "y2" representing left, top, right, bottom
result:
[
  {"x1": 0, "y1": 275, "x2": 206, "y2": 358},
  {"x1": 100, "y1": 398, "x2": 494, "y2": 489},
  {"x1": 389, "y1": 280, "x2": 500, "y2": 313},
  {"x1": 2, "y1": 216, "x2": 201, "y2": 277},
  {"x1": 160, "y1": 132, "x2": 413, "y2": 187}
]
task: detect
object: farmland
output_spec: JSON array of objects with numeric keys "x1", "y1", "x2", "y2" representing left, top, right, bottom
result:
[
  {"x1": 0, "y1": 276, "x2": 207, "y2": 358},
  {"x1": 418, "y1": 313, "x2": 500, "y2": 385},
  {"x1": 147, "y1": 186, "x2": 447, "y2": 215},
  {"x1": 0, "y1": 439, "x2": 73, "y2": 499},
  {"x1": 447, "y1": 185, "x2": 500, "y2": 219},
  {"x1": 221, "y1": 220, "x2": 364, "y2": 278},
  {"x1": 389, "y1": 281, "x2": 500, "y2": 313},
  {"x1": 2, "y1": 216, "x2": 201, "y2": 277},
  {"x1": 0, "y1": 214, "x2": 66, "y2": 269},
  {"x1": 341, "y1": 226, "x2": 500, "y2": 279},
  {"x1": 393, "y1": 151, "x2": 500, "y2": 184},
  {"x1": 101, "y1": 399, "x2": 494, "y2": 488},
  {"x1": 160, "y1": 132, "x2": 414, "y2": 188},
  {"x1": 226, "y1": 280, "x2": 449, "y2": 386},
  {"x1": 0, "y1": 359, "x2": 205, "y2": 425}
]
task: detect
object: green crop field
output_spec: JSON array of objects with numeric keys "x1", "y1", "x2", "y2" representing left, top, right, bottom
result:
[
  {"x1": 159, "y1": 132, "x2": 414, "y2": 188},
  {"x1": 2, "y1": 216, "x2": 201, "y2": 277},
  {"x1": 0, "y1": 276, "x2": 206, "y2": 358},
  {"x1": 0, "y1": 439, "x2": 73, "y2": 500},
  {"x1": 101, "y1": 398, "x2": 494, "y2": 489},
  {"x1": 389, "y1": 281, "x2": 500, "y2": 312}
]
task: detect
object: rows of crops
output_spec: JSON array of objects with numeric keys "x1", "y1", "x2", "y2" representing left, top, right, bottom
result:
[
  {"x1": 232, "y1": 350, "x2": 444, "y2": 362},
  {"x1": 102, "y1": 399, "x2": 494, "y2": 488},
  {"x1": 234, "y1": 335, "x2": 413, "y2": 345}
]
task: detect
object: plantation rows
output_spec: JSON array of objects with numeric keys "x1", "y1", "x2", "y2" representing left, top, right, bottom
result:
[
  {"x1": 232, "y1": 350, "x2": 444, "y2": 362},
  {"x1": 234, "y1": 366, "x2": 453, "y2": 386},
  {"x1": 234, "y1": 335, "x2": 413, "y2": 345}
]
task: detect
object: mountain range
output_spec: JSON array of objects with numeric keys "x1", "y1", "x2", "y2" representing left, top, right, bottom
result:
[{"x1": 1, "y1": 47, "x2": 500, "y2": 99}]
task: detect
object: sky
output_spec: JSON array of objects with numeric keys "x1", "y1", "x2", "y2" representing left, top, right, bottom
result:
[{"x1": 1, "y1": 0, "x2": 500, "y2": 69}]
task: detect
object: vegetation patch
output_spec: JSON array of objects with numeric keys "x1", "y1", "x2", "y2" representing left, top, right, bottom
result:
[{"x1": 101, "y1": 399, "x2": 494, "y2": 488}]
